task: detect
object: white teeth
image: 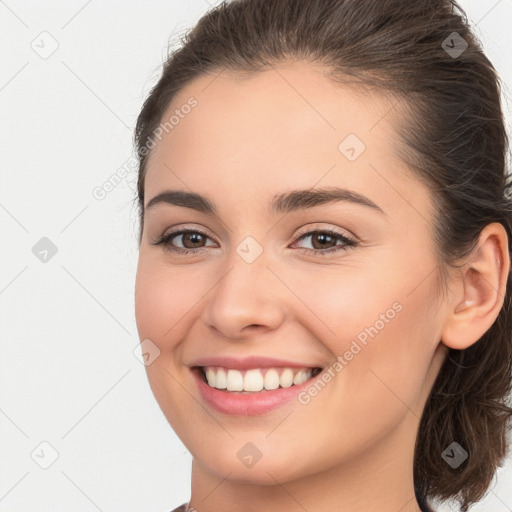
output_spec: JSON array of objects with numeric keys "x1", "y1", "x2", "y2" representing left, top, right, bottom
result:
[
  {"x1": 203, "y1": 366, "x2": 315, "y2": 392},
  {"x1": 226, "y1": 369, "x2": 244, "y2": 391},
  {"x1": 293, "y1": 369, "x2": 308, "y2": 385},
  {"x1": 244, "y1": 369, "x2": 264, "y2": 392},
  {"x1": 280, "y1": 368, "x2": 294, "y2": 388},
  {"x1": 215, "y1": 368, "x2": 227, "y2": 389},
  {"x1": 206, "y1": 368, "x2": 215, "y2": 387},
  {"x1": 264, "y1": 369, "x2": 280, "y2": 390}
]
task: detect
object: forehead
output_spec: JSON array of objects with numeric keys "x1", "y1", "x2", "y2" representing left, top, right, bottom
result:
[
  {"x1": 148, "y1": 61, "x2": 396, "y2": 163},
  {"x1": 143, "y1": 61, "x2": 432, "y2": 222}
]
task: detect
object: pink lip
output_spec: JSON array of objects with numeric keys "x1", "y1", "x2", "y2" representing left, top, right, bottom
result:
[
  {"x1": 191, "y1": 367, "x2": 321, "y2": 416},
  {"x1": 190, "y1": 355, "x2": 319, "y2": 370}
]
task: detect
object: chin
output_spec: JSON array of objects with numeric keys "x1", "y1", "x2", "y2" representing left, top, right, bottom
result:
[{"x1": 192, "y1": 446, "x2": 315, "y2": 486}]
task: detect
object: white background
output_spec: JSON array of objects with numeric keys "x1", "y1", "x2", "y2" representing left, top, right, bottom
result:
[{"x1": 1, "y1": 1, "x2": 511, "y2": 511}]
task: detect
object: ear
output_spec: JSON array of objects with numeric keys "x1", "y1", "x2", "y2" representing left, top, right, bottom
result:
[{"x1": 441, "y1": 222, "x2": 510, "y2": 350}]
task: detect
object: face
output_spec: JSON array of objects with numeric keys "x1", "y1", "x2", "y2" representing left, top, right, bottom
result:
[{"x1": 134, "y1": 61, "x2": 449, "y2": 486}]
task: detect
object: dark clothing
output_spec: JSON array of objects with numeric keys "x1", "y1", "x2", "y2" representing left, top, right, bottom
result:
[
  {"x1": 170, "y1": 506, "x2": 188, "y2": 512},
  {"x1": 170, "y1": 498, "x2": 436, "y2": 511}
]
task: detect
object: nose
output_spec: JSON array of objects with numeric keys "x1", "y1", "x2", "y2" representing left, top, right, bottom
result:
[{"x1": 201, "y1": 250, "x2": 287, "y2": 341}]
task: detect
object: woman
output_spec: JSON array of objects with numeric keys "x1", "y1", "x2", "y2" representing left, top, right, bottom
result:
[{"x1": 133, "y1": 0, "x2": 512, "y2": 510}]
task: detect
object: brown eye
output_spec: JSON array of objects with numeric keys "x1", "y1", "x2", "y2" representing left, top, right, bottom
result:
[
  {"x1": 153, "y1": 227, "x2": 358, "y2": 257},
  {"x1": 154, "y1": 229, "x2": 217, "y2": 255},
  {"x1": 178, "y1": 232, "x2": 207, "y2": 249},
  {"x1": 292, "y1": 229, "x2": 358, "y2": 256},
  {"x1": 306, "y1": 232, "x2": 338, "y2": 250}
]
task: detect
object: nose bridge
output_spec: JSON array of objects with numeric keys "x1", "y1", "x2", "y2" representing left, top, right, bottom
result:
[{"x1": 201, "y1": 236, "x2": 286, "y2": 337}]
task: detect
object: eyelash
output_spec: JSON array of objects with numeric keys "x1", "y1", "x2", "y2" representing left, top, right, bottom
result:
[{"x1": 153, "y1": 227, "x2": 358, "y2": 257}]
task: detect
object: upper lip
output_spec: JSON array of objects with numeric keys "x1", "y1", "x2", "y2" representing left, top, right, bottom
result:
[{"x1": 190, "y1": 356, "x2": 322, "y2": 370}]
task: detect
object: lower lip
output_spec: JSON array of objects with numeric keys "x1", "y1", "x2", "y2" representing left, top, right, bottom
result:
[{"x1": 192, "y1": 368, "x2": 319, "y2": 416}]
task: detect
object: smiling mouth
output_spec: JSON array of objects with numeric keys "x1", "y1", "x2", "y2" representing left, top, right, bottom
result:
[{"x1": 196, "y1": 366, "x2": 323, "y2": 393}]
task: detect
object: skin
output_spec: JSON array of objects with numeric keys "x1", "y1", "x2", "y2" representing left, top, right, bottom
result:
[{"x1": 134, "y1": 60, "x2": 510, "y2": 512}]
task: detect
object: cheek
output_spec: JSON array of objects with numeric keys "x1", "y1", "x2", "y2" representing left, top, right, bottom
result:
[
  {"x1": 134, "y1": 254, "x2": 205, "y2": 439},
  {"x1": 284, "y1": 260, "x2": 404, "y2": 350},
  {"x1": 278, "y1": 290, "x2": 435, "y2": 477},
  {"x1": 134, "y1": 253, "x2": 202, "y2": 342},
  {"x1": 288, "y1": 260, "x2": 435, "y2": 418}
]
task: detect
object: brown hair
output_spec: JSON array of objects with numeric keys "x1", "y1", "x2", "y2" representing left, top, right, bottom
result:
[{"x1": 133, "y1": 1, "x2": 512, "y2": 510}]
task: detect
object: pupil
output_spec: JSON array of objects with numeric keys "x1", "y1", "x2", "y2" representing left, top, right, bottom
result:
[
  {"x1": 185, "y1": 233, "x2": 203, "y2": 247},
  {"x1": 313, "y1": 233, "x2": 334, "y2": 249}
]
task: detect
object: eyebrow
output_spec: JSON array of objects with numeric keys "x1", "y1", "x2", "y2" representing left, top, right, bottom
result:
[{"x1": 145, "y1": 187, "x2": 385, "y2": 216}]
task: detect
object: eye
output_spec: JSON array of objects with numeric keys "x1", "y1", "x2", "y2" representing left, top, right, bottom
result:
[
  {"x1": 152, "y1": 226, "x2": 358, "y2": 256},
  {"x1": 153, "y1": 228, "x2": 216, "y2": 255},
  {"x1": 291, "y1": 228, "x2": 358, "y2": 256}
]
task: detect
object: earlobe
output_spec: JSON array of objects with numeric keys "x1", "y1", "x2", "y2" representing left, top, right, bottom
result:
[{"x1": 441, "y1": 222, "x2": 510, "y2": 351}]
